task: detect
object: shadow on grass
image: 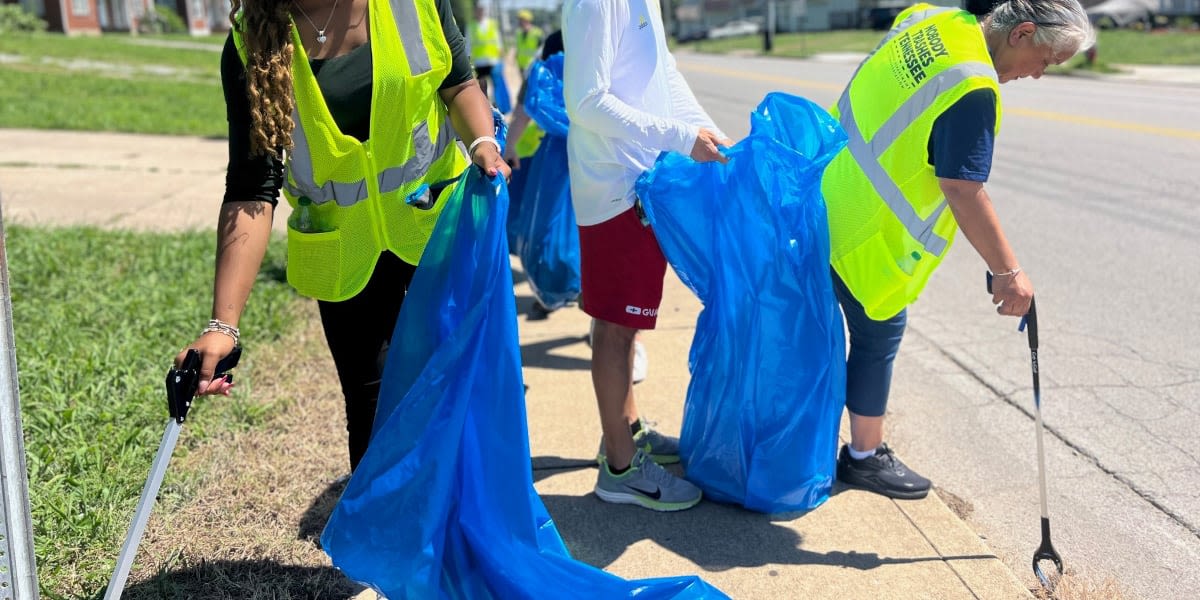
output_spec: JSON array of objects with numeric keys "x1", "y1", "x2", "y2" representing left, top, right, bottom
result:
[
  {"x1": 298, "y1": 477, "x2": 350, "y2": 548},
  {"x1": 122, "y1": 559, "x2": 361, "y2": 600}
]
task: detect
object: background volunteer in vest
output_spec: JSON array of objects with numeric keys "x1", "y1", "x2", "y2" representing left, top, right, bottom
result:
[
  {"x1": 514, "y1": 9, "x2": 544, "y2": 80},
  {"x1": 564, "y1": 0, "x2": 734, "y2": 512},
  {"x1": 502, "y1": 28, "x2": 563, "y2": 171},
  {"x1": 469, "y1": 4, "x2": 503, "y2": 100},
  {"x1": 174, "y1": 0, "x2": 509, "y2": 473},
  {"x1": 823, "y1": 0, "x2": 1094, "y2": 500}
]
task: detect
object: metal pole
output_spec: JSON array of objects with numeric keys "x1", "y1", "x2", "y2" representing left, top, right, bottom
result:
[
  {"x1": 0, "y1": 193, "x2": 41, "y2": 599},
  {"x1": 763, "y1": 0, "x2": 776, "y2": 53}
]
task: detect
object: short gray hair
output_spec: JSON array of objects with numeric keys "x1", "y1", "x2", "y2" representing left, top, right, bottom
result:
[{"x1": 984, "y1": 0, "x2": 1096, "y2": 55}]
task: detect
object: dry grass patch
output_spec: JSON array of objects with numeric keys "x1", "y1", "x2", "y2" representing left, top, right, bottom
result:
[
  {"x1": 120, "y1": 300, "x2": 366, "y2": 599},
  {"x1": 933, "y1": 486, "x2": 974, "y2": 521},
  {"x1": 1031, "y1": 571, "x2": 1131, "y2": 600}
]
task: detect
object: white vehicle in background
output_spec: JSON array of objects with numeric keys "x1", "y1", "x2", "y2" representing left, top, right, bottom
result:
[{"x1": 707, "y1": 18, "x2": 762, "y2": 39}]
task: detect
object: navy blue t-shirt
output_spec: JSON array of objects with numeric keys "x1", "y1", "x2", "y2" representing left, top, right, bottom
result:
[{"x1": 927, "y1": 88, "x2": 996, "y2": 182}]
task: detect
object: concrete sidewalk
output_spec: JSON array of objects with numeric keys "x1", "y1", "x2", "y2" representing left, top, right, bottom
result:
[{"x1": 0, "y1": 128, "x2": 1031, "y2": 599}]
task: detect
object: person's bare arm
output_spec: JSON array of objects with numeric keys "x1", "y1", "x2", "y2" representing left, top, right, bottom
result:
[
  {"x1": 939, "y1": 177, "x2": 1033, "y2": 317},
  {"x1": 503, "y1": 102, "x2": 533, "y2": 169},
  {"x1": 440, "y1": 80, "x2": 511, "y2": 179},
  {"x1": 176, "y1": 200, "x2": 274, "y2": 394}
]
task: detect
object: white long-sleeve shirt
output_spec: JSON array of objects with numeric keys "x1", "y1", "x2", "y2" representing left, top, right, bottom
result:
[{"x1": 562, "y1": 0, "x2": 725, "y2": 226}]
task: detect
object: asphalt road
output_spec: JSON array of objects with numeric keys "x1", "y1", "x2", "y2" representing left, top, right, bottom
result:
[{"x1": 673, "y1": 50, "x2": 1200, "y2": 599}]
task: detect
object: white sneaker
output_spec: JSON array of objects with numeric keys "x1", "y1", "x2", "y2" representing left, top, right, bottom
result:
[
  {"x1": 587, "y1": 319, "x2": 649, "y2": 383},
  {"x1": 632, "y1": 339, "x2": 648, "y2": 384}
]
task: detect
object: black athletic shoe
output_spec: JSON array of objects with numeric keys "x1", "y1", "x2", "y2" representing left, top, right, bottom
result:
[{"x1": 837, "y1": 443, "x2": 931, "y2": 500}]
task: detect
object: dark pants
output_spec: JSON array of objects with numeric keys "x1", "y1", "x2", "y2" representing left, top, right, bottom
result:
[
  {"x1": 474, "y1": 65, "x2": 493, "y2": 99},
  {"x1": 318, "y1": 252, "x2": 416, "y2": 471},
  {"x1": 831, "y1": 270, "x2": 907, "y2": 418}
]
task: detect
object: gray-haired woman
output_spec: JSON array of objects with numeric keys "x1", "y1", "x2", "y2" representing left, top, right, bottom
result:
[{"x1": 820, "y1": 0, "x2": 1094, "y2": 499}]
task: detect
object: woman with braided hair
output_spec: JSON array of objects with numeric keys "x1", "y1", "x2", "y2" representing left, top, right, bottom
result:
[{"x1": 174, "y1": 0, "x2": 509, "y2": 472}]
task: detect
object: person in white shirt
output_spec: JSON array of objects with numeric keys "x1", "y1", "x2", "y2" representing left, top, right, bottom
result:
[{"x1": 563, "y1": 0, "x2": 732, "y2": 512}]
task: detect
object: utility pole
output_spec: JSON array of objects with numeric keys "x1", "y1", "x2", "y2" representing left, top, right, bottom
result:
[
  {"x1": 763, "y1": 0, "x2": 776, "y2": 53},
  {"x1": 662, "y1": 0, "x2": 674, "y2": 40},
  {"x1": 0, "y1": 194, "x2": 40, "y2": 599}
]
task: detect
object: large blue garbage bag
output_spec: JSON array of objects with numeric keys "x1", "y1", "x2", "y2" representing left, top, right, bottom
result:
[
  {"x1": 524, "y1": 54, "x2": 569, "y2": 138},
  {"x1": 634, "y1": 93, "x2": 849, "y2": 514},
  {"x1": 505, "y1": 155, "x2": 533, "y2": 254},
  {"x1": 492, "y1": 65, "x2": 513, "y2": 115},
  {"x1": 321, "y1": 166, "x2": 729, "y2": 599},
  {"x1": 511, "y1": 53, "x2": 580, "y2": 309}
]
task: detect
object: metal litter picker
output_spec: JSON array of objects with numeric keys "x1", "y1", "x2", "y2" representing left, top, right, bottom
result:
[
  {"x1": 988, "y1": 272, "x2": 1062, "y2": 592},
  {"x1": 103, "y1": 348, "x2": 241, "y2": 600}
]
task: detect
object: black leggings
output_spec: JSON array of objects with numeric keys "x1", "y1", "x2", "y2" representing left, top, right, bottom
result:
[{"x1": 317, "y1": 252, "x2": 416, "y2": 472}]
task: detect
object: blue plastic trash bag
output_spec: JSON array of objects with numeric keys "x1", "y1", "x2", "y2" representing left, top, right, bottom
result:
[
  {"x1": 505, "y1": 156, "x2": 533, "y2": 254},
  {"x1": 634, "y1": 93, "x2": 849, "y2": 514},
  {"x1": 321, "y1": 165, "x2": 729, "y2": 599},
  {"x1": 524, "y1": 54, "x2": 569, "y2": 138},
  {"x1": 511, "y1": 52, "x2": 580, "y2": 309},
  {"x1": 512, "y1": 135, "x2": 580, "y2": 309},
  {"x1": 491, "y1": 65, "x2": 512, "y2": 115}
]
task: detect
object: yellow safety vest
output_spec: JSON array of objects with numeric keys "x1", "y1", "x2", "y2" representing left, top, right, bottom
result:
[
  {"x1": 516, "y1": 26, "x2": 543, "y2": 70},
  {"x1": 470, "y1": 18, "x2": 501, "y2": 63},
  {"x1": 514, "y1": 122, "x2": 544, "y2": 158},
  {"x1": 233, "y1": 0, "x2": 468, "y2": 302},
  {"x1": 823, "y1": 4, "x2": 1002, "y2": 320}
]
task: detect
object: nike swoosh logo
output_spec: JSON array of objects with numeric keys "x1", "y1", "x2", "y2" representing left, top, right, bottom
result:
[{"x1": 627, "y1": 483, "x2": 661, "y2": 500}]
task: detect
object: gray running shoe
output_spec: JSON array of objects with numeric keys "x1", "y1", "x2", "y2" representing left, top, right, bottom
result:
[
  {"x1": 597, "y1": 419, "x2": 680, "y2": 465},
  {"x1": 595, "y1": 449, "x2": 702, "y2": 511}
]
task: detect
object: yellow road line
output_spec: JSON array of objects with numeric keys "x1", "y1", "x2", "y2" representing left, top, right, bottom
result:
[
  {"x1": 679, "y1": 62, "x2": 1200, "y2": 141},
  {"x1": 1005, "y1": 108, "x2": 1200, "y2": 141}
]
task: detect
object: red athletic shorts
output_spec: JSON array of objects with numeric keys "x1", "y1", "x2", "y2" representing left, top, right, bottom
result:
[{"x1": 577, "y1": 205, "x2": 668, "y2": 330}]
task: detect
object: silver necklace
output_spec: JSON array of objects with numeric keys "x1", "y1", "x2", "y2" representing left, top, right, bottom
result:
[{"x1": 293, "y1": 0, "x2": 340, "y2": 45}]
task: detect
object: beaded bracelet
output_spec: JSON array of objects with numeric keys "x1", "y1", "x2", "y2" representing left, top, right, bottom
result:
[{"x1": 202, "y1": 319, "x2": 240, "y2": 347}]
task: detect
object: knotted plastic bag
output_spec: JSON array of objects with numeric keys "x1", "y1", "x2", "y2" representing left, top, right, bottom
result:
[
  {"x1": 634, "y1": 93, "x2": 849, "y2": 513},
  {"x1": 511, "y1": 53, "x2": 580, "y2": 309},
  {"x1": 321, "y1": 166, "x2": 728, "y2": 599}
]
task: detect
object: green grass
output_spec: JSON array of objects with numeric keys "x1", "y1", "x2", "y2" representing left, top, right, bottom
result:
[
  {"x1": 0, "y1": 31, "x2": 225, "y2": 69},
  {"x1": 0, "y1": 32, "x2": 226, "y2": 136},
  {"x1": 0, "y1": 66, "x2": 224, "y2": 137},
  {"x1": 1088, "y1": 29, "x2": 1200, "y2": 65},
  {"x1": 6, "y1": 226, "x2": 303, "y2": 599},
  {"x1": 682, "y1": 28, "x2": 1200, "y2": 65}
]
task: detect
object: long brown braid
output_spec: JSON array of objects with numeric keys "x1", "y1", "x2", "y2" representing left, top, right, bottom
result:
[{"x1": 230, "y1": 0, "x2": 296, "y2": 157}]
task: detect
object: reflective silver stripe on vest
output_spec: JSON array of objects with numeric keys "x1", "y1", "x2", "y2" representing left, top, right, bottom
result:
[
  {"x1": 837, "y1": 61, "x2": 997, "y2": 256},
  {"x1": 838, "y1": 58, "x2": 996, "y2": 256},
  {"x1": 377, "y1": 117, "x2": 458, "y2": 195},
  {"x1": 286, "y1": 0, "x2": 446, "y2": 205},
  {"x1": 390, "y1": 0, "x2": 431, "y2": 75},
  {"x1": 285, "y1": 107, "x2": 370, "y2": 206},
  {"x1": 869, "y1": 61, "x2": 997, "y2": 154}
]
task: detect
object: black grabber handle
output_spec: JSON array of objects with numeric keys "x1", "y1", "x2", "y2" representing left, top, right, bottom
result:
[{"x1": 165, "y1": 347, "x2": 242, "y2": 423}]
